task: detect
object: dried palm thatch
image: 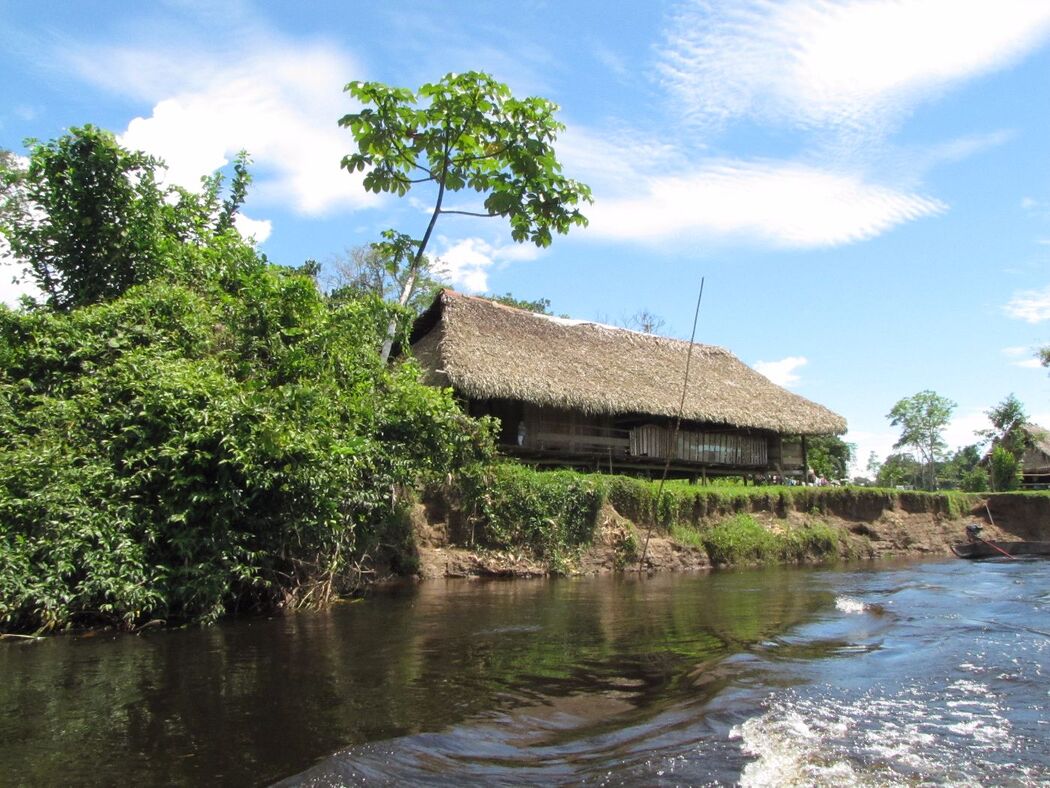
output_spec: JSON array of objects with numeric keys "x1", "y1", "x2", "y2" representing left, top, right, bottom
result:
[
  {"x1": 410, "y1": 290, "x2": 846, "y2": 435},
  {"x1": 1021, "y1": 423, "x2": 1050, "y2": 471}
]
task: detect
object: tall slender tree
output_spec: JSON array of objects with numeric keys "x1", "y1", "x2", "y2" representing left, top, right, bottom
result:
[
  {"x1": 340, "y1": 71, "x2": 592, "y2": 360},
  {"x1": 886, "y1": 390, "x2": 955, "y2": 490}
]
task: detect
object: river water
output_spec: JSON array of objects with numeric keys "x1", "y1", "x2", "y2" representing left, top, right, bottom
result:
[{"x1": 3, "y1": 558, "x2": 1049, "y2": 786}]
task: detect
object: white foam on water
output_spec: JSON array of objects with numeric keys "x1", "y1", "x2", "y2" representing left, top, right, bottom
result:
[
  {"x1": 834, "y1": 596, "x2": 867, "y2": 614},
  {"x1": 733, "y1": 710, "x2": 859, "y2": 788},
  {"x1": 731, "y1": 678, "x2": 1021, "y2": 786}
]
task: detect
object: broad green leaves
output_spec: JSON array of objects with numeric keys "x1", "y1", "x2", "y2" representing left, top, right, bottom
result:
[
  {"x1": 340, "y1": 72, "x2": 591, "y2": 361},
  {"x1": 340, "y1": 71, "x2": 591, "y2": 245}
]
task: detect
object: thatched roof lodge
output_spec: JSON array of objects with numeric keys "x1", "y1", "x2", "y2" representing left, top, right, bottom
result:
[
  {"x1": 1014, "y1": 423, "x2": 1050, "y2": 488},
  {"x1": 409, "y1": 290, "x2": 846, "y2": 478}
]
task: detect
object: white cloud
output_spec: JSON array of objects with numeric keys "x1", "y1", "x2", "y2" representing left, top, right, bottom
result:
[
  {"x1": 1004, "y1": 285, "x2": 1050, "y2": 323},
  {"x1": 67, "y1": 35, "x2": 377, "y2": 217},
  {"x1": 584, "y1": 159, "x2": 945, "y2": 247},
  {"x1": 659, "y1": 0, "x2": 1050, "y2": 135},
  {"x1": 0, "y1": 262, "x2": 41, "y2": 308},
  {"x1": 433, "y1": 236, "x2": 542, "y2": 293},
  {"x1": 754, "y1": 355, "x2": 807, "y2": 387},
  {"x1": 943, "y1": 408, "x2": 990, "y2": 451},
  {"x1": 1002, "y1": 345, "x2": 1045, "y2": 368},
  {"x1": 844, "y1": 427, "x2": 898, "y2": 477},
  {"x1": 1013, "y1": 358, "x2": 1043, "y2": 369},
  {"x1": 233, "y1": 213, "x2": 272, "y2": 244}
]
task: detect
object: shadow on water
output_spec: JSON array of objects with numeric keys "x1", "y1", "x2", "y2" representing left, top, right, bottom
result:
[{"x1": 1, "y1": 566, "x2": 838, "y2": 786}]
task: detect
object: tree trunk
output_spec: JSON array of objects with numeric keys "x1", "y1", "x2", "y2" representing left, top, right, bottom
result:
[{"x1": 379, "y1": 265, "x2": 419, "y2": 363}]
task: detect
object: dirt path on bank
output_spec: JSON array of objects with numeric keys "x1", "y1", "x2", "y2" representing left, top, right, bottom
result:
[{"x1": 410, "y1": 494, "x2": 1046, "y2": 581}]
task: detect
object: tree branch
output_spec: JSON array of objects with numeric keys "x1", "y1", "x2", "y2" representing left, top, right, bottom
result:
[{"x1": 438, "y1": 209, "x2": 497, "y2": 218}]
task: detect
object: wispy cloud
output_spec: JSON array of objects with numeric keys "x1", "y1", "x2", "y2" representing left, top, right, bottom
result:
[
  {"x1": 754, "y1": 355, "x2": 807, "y2": 387},
  {"x1": 1004, "y1": 285, "x2": 1050, "y2": 323},
  {"x1": 564, "y1": 0, "x2": 1048, "y2": 251},
  {"x1": 584, "y1": 159, "x2": 945, "y2": 247},
  {"x1": 658, "y1": 0, "x2": 1050, "y2": 137},
  {"x1": 556, "y1": 0, "x2": 1042, "y2": 250},
  {"x1": 1002, "y1": 345, "x2": 1045, "y2": 368}
]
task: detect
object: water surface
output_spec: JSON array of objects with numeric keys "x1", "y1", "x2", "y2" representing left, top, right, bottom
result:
[{"x1": 3, "y1": 559, "x2": 1048, "y2": 785}]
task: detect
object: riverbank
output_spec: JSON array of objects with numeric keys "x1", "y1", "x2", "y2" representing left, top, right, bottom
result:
[{"x1": 408, "y1": 476, "x2": 1050, "y2": 580}]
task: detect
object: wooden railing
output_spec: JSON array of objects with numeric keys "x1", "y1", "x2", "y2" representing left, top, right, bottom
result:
[
  {"x1": 510, "y1": 420, "x2": 768, "y2": 468},
  {"x1": 522, "y1": 420, "x2": 630, "y2": 455}
]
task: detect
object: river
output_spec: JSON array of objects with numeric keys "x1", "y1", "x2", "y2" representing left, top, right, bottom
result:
[{"x1": 2, "y1": 558, "x2": 1048, "y2": 786}]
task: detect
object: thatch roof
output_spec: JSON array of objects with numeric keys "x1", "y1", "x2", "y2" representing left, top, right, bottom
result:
[
  {"x1": 1021, "y1": 423, "x2": 1050, "y2": 471},
  {"x1": 410, "y1": 290, "x2": 846, "y2": 436}
]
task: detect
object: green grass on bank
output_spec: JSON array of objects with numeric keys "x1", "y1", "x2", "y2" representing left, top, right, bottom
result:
[{"x1": 448, "y1": 465, "x2": 999, "y2": 569}]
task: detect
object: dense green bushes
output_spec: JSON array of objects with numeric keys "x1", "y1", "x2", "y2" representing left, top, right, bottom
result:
[
  {"x1": 0, "y1": 263, "x2": 490, "y2": 632},
  {"x1": 0, "y1": 127, "x2": 497, "y2": 633},
  {"x1": 461, "y1": 464, "x2": 603, "y2": 567}
]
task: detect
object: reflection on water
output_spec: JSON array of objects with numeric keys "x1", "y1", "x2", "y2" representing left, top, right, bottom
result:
[
  {"x1": 1, "y1": 568, "x2": 826, "y2": 785},
  {"x1": 4, "y1": 559, "x2": 1050, "y2": 785}
]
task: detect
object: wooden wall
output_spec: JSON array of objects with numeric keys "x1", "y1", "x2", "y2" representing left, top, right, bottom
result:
[
  {"x1": 468, "y1": 399, "x2": 787, "y2": 470},
  {"x1": 630, "y1": 424, "x2": 768, "y2": 467}
]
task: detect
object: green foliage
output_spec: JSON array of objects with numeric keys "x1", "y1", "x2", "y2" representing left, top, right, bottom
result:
[
  {"x1": 326, "y1": 244, "x2": 443, "y2": 316},
  {"x1": 462, "y1": 464, "x2": 602, "y2": 567},
  {"x1": 340, "y1": 72, "x2": 591, "y2": 358},
  {"x1": 0, "y1": 236, "x2": 492, "y2": 633},
  {"x1": 700, "y1": 515, "x2": 779, "y2": 565},
  {"x1": 805, "y1": 435, "x2": 855, "y2": 480},
  {"x1": 939, "y1": 444, "x2": 983, "y2": 489},
  {"x1": 876, "y1": 452, "x2": 921, "y2": 488},
  {"x1": 989, "y1": 445, "x2": 1021, "y2": 492},
  {"x1": 693, "y1": 515, "x2": 840, "y2": 566},
  {"x1": 613, "y1": 524, "x2": 640, "y2": 570},
  {"x1": 486, "y1": 292, "x2": 553, "y2": 315},
  {"x1": 979, "y1": 394, "x2": 1029, "y2": 458},
  {"x1": 778, "y1": 521, "x2": 840, "y2": 561},
  {"x1": 669, "y1": 522, "x2": 705, "y2": 550},
  {"x1": 0, "y1": 127, "x2": 254, "y2": 312},
  {"x1": 341, "y1": 71, "x2": 591, "y2": 246},
  {"x1": 959, "y1": 467, "x2": 989, "y2": 492},
  {"x1": 887, "y1": 390, "x2": 955, "y2": 490}
]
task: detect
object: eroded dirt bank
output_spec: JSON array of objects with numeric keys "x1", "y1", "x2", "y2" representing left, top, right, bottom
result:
[{"x1": 409, "y1": 491, "x2": 1050, "y2": 580}]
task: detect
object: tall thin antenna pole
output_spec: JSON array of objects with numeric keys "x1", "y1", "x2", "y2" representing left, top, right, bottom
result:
[{"x1": 637, "y1": 277, "x2": 705, "y2": 572}]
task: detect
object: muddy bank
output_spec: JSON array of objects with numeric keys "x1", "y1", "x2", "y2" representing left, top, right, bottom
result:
[{"x1": 410, "y1": 490, "x2": 1050, "y2": 580}]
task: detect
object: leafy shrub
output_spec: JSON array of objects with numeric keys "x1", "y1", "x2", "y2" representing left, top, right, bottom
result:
[
  {"x1": 960, "y1": 467, "x2": 989, "y2": 492},
  {"x1": 461, "y1": 464, "x2": 603, "y2": 566},
  {"x1": 671, "y1": 513, "x2": 840, "y2": 566},
  {"x1": 989, "y1": 445, "x2": 1021, "y2": 492},
  {"x1": 700, "y1": 514, "x2": 779, "y2": 565},
  {"x1": 0, "y1": 262, "x2": 491, "y2": 632},
  {"x1": 778, "y1": 521, "x2": 839, "y2": 562}
]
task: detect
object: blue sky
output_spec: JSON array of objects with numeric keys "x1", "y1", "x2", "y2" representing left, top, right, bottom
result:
[{"x1": 3, "y1": 0, "x2": 1050, "y2": 473}]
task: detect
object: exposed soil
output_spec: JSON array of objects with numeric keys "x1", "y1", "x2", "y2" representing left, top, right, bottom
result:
[{"x1": 410, "y1": 493, "x2": 1050, "y2": 581}]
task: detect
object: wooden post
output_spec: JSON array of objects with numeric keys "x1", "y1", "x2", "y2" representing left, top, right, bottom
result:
[{"x1": 800, "y1": 434, "x2": 809, "y2": 486}]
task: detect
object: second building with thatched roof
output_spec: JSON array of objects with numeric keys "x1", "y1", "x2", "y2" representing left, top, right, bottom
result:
[{"x1": 408, "y1": 290, "x2": 846, "y2": 480}]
